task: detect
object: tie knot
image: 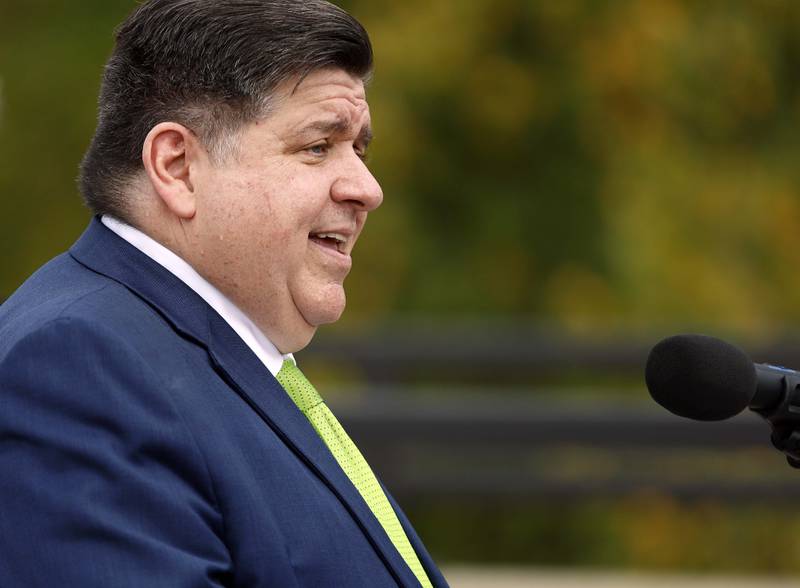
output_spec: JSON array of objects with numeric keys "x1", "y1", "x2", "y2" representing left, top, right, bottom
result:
[{"x1": 276, "y1": 360, "x2": 324, "y2": 413}]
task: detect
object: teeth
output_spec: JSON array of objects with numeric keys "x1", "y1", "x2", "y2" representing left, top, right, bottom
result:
[
  {"x1": 311, "y1": 232, "x2": 349, "y2": 253},
  {"x1": 314, "y1": 232, "x2": 346, "y2": 244}
]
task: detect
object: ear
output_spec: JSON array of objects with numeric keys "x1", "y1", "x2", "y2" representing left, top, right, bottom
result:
[{"x1": 142, "y1": 122, "x2": 204, "y2": 220}]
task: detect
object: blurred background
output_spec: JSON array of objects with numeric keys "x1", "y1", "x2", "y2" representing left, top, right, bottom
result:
[{"x1": 4, "y1": 0, "x2": 800, "y2": 584}]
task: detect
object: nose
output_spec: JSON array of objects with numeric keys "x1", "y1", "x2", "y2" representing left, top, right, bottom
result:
[{"x1": 330, "y1": 154, "x2": 383, "y2": 212}]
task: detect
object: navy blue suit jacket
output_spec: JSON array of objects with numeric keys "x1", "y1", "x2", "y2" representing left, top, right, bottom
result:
[{"x1": 0, "y1": 219, "x2": 448, "y2": 588}]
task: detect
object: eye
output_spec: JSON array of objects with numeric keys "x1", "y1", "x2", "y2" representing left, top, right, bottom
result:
[
  {"x1": 305, "y1": 142, "x2": 329, "y2": 157},
  {"x1": 354, "y1": 145, "x2": 369, "y2": 162}
]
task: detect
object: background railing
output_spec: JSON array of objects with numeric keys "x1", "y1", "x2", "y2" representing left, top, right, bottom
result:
[{"x1": 305, "y1": 325, "x2": 800, "y2": 502}]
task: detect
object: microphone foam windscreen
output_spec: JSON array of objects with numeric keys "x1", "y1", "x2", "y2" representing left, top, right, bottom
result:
[{"x1": 645, "y1": 334, "x2": 757, "y2": 421}]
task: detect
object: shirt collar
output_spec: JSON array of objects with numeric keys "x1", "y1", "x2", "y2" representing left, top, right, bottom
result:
[{"x1": 101, "y1": 215, "x2": 293, "y2": 377}]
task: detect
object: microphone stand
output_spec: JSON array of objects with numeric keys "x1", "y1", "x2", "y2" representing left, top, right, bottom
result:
[{"x1": 752, "y1": 366, "x2": 800, "y2": 468}]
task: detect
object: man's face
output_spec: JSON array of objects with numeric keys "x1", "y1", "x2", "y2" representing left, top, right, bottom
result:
[{"x1": 192, "y1": 68, "x2": 382, "y2": 353}]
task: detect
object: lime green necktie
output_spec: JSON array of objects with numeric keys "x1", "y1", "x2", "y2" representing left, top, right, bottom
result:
[{"x1": 276, "y1": 360, "x2": 433, "y2": 588}]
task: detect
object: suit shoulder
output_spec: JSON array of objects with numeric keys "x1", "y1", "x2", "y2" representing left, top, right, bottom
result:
[{"x1": 0, "y1": 254, "x2": 156, "y2": 357}]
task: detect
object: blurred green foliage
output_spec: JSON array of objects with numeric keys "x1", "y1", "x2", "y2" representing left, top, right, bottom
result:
[
  {"x1": 340, "y1": 0, "x2": 800, "y2": 337},
  {"x1": 4, "y1": 0, "x2": 800, "y2": 574}
]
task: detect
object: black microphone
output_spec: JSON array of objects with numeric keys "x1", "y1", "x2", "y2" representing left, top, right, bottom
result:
[{"x1": 645, "y1": 333, "x2": 800, "y2": 465}]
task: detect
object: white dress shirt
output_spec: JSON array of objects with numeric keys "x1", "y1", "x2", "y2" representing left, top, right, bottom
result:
[{"x1": 101, "y1": 216, "x2": 293, "y2": 377}]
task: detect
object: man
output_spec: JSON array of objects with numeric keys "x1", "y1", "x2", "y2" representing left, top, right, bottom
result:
[{"x1": 0, "y1": 1, "x2": 448, "y2": 586}]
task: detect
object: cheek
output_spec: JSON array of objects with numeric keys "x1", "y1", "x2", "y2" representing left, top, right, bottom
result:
[{"x1": 228, "y1": 190, "x2": 303, "y2": 244}]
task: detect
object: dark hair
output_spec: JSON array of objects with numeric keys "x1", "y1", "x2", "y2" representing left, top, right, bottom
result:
[{"x1": 79, "y1": 0, "x2": 373, "y2": 222}]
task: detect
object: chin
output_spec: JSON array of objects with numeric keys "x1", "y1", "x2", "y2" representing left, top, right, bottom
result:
[
  {"x1": 303, "y1": 303, "x2": 345, "y2": 327},
  {"x1": 297, "y1": 287, "x2": 347, "y2": 328}
]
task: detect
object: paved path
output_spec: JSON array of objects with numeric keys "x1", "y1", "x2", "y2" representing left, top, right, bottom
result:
[{"x1": 443, "y1": 567, "x2": 800, "y2": 588}]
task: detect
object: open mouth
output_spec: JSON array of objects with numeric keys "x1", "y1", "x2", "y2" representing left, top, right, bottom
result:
[{"x1": 309, "y1": 232, "x2": 347, "y2": 254}]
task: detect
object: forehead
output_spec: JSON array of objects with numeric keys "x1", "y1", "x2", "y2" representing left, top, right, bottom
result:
[{"x1": 269, "y1": 69, "x2": 371, "y2": 132}]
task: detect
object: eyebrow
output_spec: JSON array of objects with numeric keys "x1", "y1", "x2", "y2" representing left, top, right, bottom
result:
[{"x1": 291, "y1": 117, "x2": 373, "y2": 147}]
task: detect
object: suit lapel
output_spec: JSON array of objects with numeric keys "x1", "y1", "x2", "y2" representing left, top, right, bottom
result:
[
  {"x1": 204, "y1": 317, "x2": 423, "y2": 587},
  {"x1": 69, "y1": 219, "x2": 422, "y2": 587}
]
